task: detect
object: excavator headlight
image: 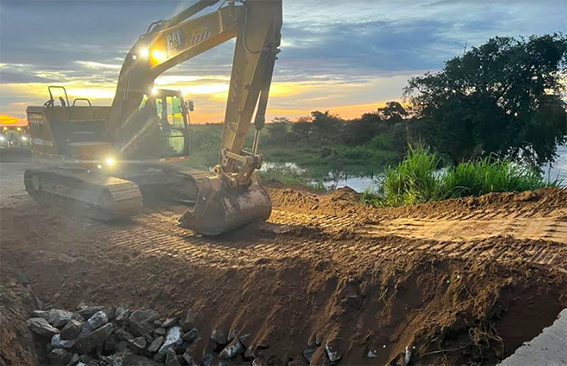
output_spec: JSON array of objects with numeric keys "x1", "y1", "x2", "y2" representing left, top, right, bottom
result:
[
  {"x1": 151, "y1": 50, "x2": 166, "y2": 63},
  {"x1": 139, "y1": 48, "x2": 150, "y2": 59},
  {"x1": 105, "y1": 157, "x2": 116, "y2": 167}
]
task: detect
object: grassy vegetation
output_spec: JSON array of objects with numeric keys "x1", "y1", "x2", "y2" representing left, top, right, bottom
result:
[
  {"x1": 362, "y1": 146, "x2": 561, "y2": 207},
  {"x1": 187, "y1": 123, "x2": 398, "y2": 179}
]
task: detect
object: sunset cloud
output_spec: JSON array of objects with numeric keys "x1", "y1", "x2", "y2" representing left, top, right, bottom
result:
[{"x1": 0, "y1": 0, "x2": 565, "y2": 124}]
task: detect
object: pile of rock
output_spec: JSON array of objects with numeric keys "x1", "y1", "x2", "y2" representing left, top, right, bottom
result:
[{"x1": 26, "y1": 304, "x2": 344, "y2": 366}]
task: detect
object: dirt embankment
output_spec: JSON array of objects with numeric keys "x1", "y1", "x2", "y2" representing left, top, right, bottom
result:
[
  {"x1": 0, "y1": 262, "x2": 41, "y2": 365},
  {"x1": 267, "y1": 185, "x2": 567, "y2": 222},
  {"x1": 1, "y1": 163, "x2": 566, "y2": 366}
]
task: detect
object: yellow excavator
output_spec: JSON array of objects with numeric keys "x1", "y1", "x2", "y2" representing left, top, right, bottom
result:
[{"x1": 24, "y1": 0, "x2": 282, "y2": 235}]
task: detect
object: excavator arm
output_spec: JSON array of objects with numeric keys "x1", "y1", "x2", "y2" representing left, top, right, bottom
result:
[{"x1": 107, "y1": 0, "x2": 282, "y2": 234}]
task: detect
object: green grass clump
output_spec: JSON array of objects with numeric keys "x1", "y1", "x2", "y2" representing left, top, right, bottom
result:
[
  {"x1": 442, "y1": 157, "x2": 558, "y2": 198},
  {"x1": 371, "y1": 146, "x2": 560, "y2": 207},
  {"x1": 380, "y1": 145, "x2": 442, "y2": 206}
]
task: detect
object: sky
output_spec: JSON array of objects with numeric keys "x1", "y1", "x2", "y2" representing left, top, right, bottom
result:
[{"x1": 0, "y1": 0, "x2": 566, "y2": 125}]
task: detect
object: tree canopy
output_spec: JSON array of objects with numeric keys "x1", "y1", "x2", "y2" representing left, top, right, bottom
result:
[{"x1": 404, "y1": 34, "x2": 567, "y2": 166}]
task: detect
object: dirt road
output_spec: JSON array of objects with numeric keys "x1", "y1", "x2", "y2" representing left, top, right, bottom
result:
[{"x1": 1, "y1": 162, "x2": 566, "y2": 365}]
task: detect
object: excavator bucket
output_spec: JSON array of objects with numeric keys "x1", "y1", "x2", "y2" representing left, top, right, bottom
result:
[
  {"x1": 179, "y1": 180, "x2": 272, "y2": 236},
  {"x1": 179, "y1": 176, "x2": 272, "y2": 235}
]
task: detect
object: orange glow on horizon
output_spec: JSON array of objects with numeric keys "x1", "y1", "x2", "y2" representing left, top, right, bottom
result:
[
  {"x1": 0, "y1": 115, "x2": 26, "y2": 126},
  {"x1": 189, "y1": 101, "x2": 391, "y2": 124}
]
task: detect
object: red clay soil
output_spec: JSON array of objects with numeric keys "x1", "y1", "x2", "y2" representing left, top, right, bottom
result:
[{"x1": 1, "y1": 167, "x2": 566, "y2": 365}]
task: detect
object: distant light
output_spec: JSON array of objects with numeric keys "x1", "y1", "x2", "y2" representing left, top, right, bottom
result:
[
  {"x1": 151, "y1": 88, "x2": 159, "y2": 96},
  {"x1": 105, "y1": 157, "x2": 115, "y2": 167},
  {"x1": 132, "y1": 54, "x2": 138, "y2": 60},
  {"x1": 139, "y1": 48, "x2": 150, "y2": 59},
  {"x1": 97, "y1": 164, "x2": 102, "y2": 169},
  {"x1": 151, "y1": 49, "x2": 166, "y2": 63},
  {"x1": 16, "y1": 127, "x2": 21, "y2": 131},
  {"x1": 0, "y1": 136, "x2": 4, "y2": 141},
  {"x1": 21, "y1": 136, "x2": 27, "y2": 141}
]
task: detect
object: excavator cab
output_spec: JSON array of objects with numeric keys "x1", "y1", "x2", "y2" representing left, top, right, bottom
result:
[{"x1": 132, "y1": 89, "x2": 191, "y2": 160}]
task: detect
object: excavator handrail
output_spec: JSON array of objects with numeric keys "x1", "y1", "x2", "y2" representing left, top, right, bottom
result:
[
  {"x1": 48, "y1": 86, "x2": 70, "y2": 107},
  {"x1": 70, "y1": 98, "x2": 100, "y2": 122}
]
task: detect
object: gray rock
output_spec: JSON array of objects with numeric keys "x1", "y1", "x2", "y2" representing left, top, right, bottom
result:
[
  {"x1": 165, "y1": 348, "x2": 181, "y2": 366},
  {"x1": 76, "y1": 363, "x2": 87, "y2": 366},
  {"x1": 115, "y1": 328, "x2": 135, "y2": 341},
  {"x1": 115, "y1": 341, "x2": 128, "y2": 352},
  {"x1": 302, "y1": 347, "x2": 317, "y2": 363},
  {"x1": 162, "y1": 318, "x2": 177, "y2": 328},
  {"x1": 48, "y1": 348, "x2": 73, "y2": 365},
  {"x1": 115, "y1": 306, "x2": 129, "y2": 324},
  {"x1": 103, "y1": 307, "x2": 116, "y2": 321},
  {"x1": 252, "y1": 359, "x2": 266, "y2": 366},
  {"x1": 76, "y1": 323, "x2": 113, "y2": 353},
  {"x1": 32, "y1": 310, "x2": 49, "y2": 319},
  {"x1": 325, "y1": 340, "x2": 342, "y2": 362},
  {"x1": 154, "y1": 327, "x2": 166, "y2": 336},
  {"x1": 67, "y1": 353, "x2": 80, "y2": 366},
  {"x1": 182, "y1": 328, "x2": 200, "y2": 344},
  {"x1": 144, "y1": 333, "x2": 154, "y2": 344},
  {"x1": 108, "y1": 350, "x2": 162, "y2": 366},
  {"x1": 129, "y1": 309, "x2": 159, "y2": 336},
  {"x1": 104, "y1": 334, "x2": 120, "y2": 352},
  {"x1": 238, "y1": 333, "x2": 252, "y2": 348},
  {"x1": 178, "y1": 310, "x2": 194, "y2": 331},
  {"x1": 202, "y1": 353, "x2": 214, "y2": 366},
  {"x1": 182, "y1": 351, "x2": 198, "y2": 366},
  {"x1": 51, "y1": 334, "x2": 77, "y2": 349},
  {"x1": 219, "y1": 338, "x2": 245, "y2": 360},
  {"x1": 157, "y1": 326, "x2": 183, "y2": 358},
  {"x1": 148, "y1": 336, "x2": 164, "y2": 353},
  {"x1": 244, "y1": 346, "x2": 256, "y2": 360},
  {"x1": 26, "y1": 317, "x2": 60, "y2": 337},
  {"x1": 71, "y1": 313, "x2": 85, "y2": 322},
  {"x1": 227, "y1": 328, "x2": 237, "y2": 343},
  {"x1": 46, "y1": 309, "x2": 74, "y2": 328},
  {"x1": 128, "y1": 337, "x2": 147, "y2": 354},
  {"x1": 211, "y1": 328, "x2": 228, "y2": 345},
  {"x1": 77, "y1": 303, "x2": 104, "y2": 319},
  {"x1": 87, "y1": 311, "x2": 108, "y2": 331},
  {"x1": 61, "y1": 319, "x2": 83, "y2": 340},
  {"x1": 366, "y1": 349, "x2": 377, "y2": 358},
  {"x1": 79, "y1": 355, "x2": 94, "y2": 363}
]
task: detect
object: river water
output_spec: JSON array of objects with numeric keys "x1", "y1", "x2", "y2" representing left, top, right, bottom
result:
[{"x1": 263, "y1": 145, "x2": 567, "y2": 193}]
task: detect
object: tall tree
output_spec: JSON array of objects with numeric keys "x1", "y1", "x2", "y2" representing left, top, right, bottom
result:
[
  {"x1": 377, "y1": 102, "x2": 408, "y2": 126},
  {"x1": 310, "y1": 111, "x2": 342, "y2": 141},
  {"x1": 266, "y1": 116, "x2": 290, "y2": 141},
  {"x1": 404, "y1": 34, "x2": 567, "y2": 166}
]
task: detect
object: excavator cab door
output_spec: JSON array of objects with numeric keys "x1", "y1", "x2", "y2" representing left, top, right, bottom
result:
[
  {"x1": 137, "y1": 89, "x2": 191, "y2": 159},
  {"x1": 156, "y1": 91, "x2": 190, "y2": 157}
]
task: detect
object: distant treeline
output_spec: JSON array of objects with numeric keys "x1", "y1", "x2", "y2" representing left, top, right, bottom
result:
[{"x1": 190, "y1": 34, "x2": 567, "y2": 177}]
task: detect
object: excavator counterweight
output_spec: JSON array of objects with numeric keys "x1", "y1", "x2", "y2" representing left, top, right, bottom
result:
[{"x1": 24, "y1": 0, "x2": 282, "y2": 235}]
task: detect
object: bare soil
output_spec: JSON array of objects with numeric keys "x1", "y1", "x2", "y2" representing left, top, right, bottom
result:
[{"x1": 1, "y1": 163, "x2": 566, "y2": 365}]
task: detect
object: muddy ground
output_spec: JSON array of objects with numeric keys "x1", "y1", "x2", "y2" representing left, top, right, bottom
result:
[{"x1": 1, "y1": 162, "x2": 566, "y2": 366}]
